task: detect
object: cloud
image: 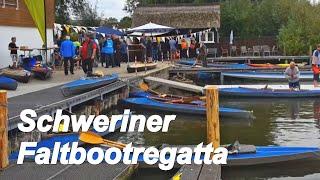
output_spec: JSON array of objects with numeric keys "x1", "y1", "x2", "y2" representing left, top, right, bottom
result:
[{"x1": 88, "y1": 0, "x2": 129, "y2": 20}]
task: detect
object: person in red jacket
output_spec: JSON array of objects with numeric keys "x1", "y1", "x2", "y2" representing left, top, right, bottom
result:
[{"x1": 81, "y1": 33, "x2": 97, "y2": 76}]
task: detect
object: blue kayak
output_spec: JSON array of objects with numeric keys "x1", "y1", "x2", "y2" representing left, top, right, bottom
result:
[
  {"x1": 123, "y1": 97, "x2": 253, "y2": 119},
  {"x1": 60, "y1": 74, "x2": 118, "y2": 96},
  {"x1": 177, "y1": 60, "x2": 251, "y2": 69},
  {"x1": 227, "y1": 146, "x2": 320, "y2": 166},
  {"x1": 219, "y1": 87, "x2": 320, "y2": 98},
  {"x1": 221, "y1": 71, "x2": 313, "y2": 81},
  {"x1": 0, "y1": 76, "x2": 18, "y2": 90}
]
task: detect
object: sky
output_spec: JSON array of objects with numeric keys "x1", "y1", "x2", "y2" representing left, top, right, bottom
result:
[{"x1": 88, "y1": 0, "x2": 128, "y2": 20}]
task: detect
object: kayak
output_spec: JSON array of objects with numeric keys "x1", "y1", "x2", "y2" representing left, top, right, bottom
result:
[
  {"x1": 122, "y1": 97, "x2": 253, "y2": 119},
  {"x1": 219, "y1": 87, "x2": 320, "y2": 98},
  {"x1": 177, "y1": 60, "x2": 251, "y2": 69},
  {"x1": 1, "y1": 69, "x2": 31, "y2": 83},
  {"x1": 0, "y1": 76, "x2": 18, "y2": 90},
  {"x1": 221, "y1": 71, "x2": 313, "y2": 81},
  {"x1": 60, "y1": 74, "x2": 119, "y2": 96},
  {"x1": 32, "y1": 66, "x2": 53, "y2": 80},
  {"x1": 127, "y1": 62, "x2": 157, "y2": 73},
  {"x1": 227, "y1": 146, "x2": 320, "y2": 166},
  {"x1": 249, "y1": 64, "x2": 276, "y2": 68}
]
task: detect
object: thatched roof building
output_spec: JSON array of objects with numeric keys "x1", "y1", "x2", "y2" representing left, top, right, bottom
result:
[{"x1": 132, "y1": 4, "x2": 220, "y2": 29}]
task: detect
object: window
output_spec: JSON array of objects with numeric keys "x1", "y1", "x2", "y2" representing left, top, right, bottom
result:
[
  {"x1": 1, "y1": 0, "x2": 19, "y2": 9},
  {"x1": 199, "y1": 31, "x2": 215, "y2": 44}
]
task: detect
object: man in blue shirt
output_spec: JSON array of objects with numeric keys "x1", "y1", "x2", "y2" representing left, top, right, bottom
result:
[
  {"x1": 101, "y1": 35, "x2": 114, "y2": 68},
  {"x1": 312, "y1": 44, "x2": 320, "y2": 87},
  {"x1": 60, "y1": 36, "x2": 75, "y2": 75}
]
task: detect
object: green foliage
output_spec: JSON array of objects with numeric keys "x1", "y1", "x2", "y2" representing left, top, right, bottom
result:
[
  {"x1": 119, "y1": 16, "x2": 133, "y2": 29},
  {"x1": 55, "y1": 0, "x2": 87, "y2": 24}
]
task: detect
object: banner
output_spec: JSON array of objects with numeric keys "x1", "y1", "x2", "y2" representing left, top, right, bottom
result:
[{"x1": 24, "y1": 0, "x2": 46, "y2": 43}]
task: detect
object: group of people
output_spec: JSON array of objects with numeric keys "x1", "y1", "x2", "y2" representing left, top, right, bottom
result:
[
  {"x1": 137, "y1": 34, "x2": 207, "y2": 66},
  {"x1": 284, "y1": 44, "x2": 320, "y2": 90},
  {"x1": 58, "y1": 33, "x2": 128, "y2": 76}
]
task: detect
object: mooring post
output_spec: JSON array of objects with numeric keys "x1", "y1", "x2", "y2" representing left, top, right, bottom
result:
[
  {"x1": 0, "y1": 90, "x2": 9, "y2": 169},
  {"x1": 205, "y1": 86, "x2": 220, "y2": 148}
]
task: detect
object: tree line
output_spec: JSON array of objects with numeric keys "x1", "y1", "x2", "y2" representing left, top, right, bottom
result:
[{"x1": 55, "y1": 0, "x2": 320, "y2": 55}]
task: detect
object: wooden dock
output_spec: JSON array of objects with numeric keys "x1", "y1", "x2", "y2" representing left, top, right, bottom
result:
[
  {"x1": 144, "y1": 76, "x2": 204, "y2": 94},
  {"x1": 0, "y1": 162, "x2": 138, "y2": 180},
  {"x1": 173, "y1": 163, "x2": 221, "y2": 179}
]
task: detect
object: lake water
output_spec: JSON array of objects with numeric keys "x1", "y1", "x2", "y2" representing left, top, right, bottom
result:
[{"x1": 113, "y1": 93, "x2": 320, "y2": 179}]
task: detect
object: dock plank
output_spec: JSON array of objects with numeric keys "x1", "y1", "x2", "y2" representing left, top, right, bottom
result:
[
  {"x1": 144, "y1": 76, "x2": 203, "y2": 94},
  {"x1": 198, "y1": 164, "x2": 221, "y2": 180},
  {"x1": 178, "y1": 164, "x2": 203, "y2": 180},
  {"x1": 0, "y1": 162, "x2": 133, "y2": 180}
]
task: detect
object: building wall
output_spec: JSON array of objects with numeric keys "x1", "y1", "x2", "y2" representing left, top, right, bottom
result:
[
  {"x1": 0, "y1": 0, "x2": 55, "y2": 68},
  {"x1": 0, "y1": 26, "x2": 54, "y2": 68},
  {"x1": 0, "y1": 0, "x2": 55, "y2": 28}
]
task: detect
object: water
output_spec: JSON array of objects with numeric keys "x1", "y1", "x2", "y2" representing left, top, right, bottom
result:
[{"x1": 113, "y1": 95, "x2": 320, "y2": 179}]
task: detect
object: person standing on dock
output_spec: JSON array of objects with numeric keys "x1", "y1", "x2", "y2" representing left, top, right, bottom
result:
[
  {"x1": 81, "y1": 33, "x2": 97, "y2": 76},
  {"x1": 312, "y1": 44, "x2": 320, "y2": 87},
  {"x1": 198, "y1": 42, "x2": 208, "y2": 67},
  {"x1": 285, "y1": 61, "x2": 300, "y2": 90},
  {"x1": 8, "y1": 37, "x2": 19, "y2": 69},
  {"x1": 60, "y1": 36, "x2": 75, "y2": 75},
  {"x1": 101, "y1": 35, "x2": 114, "y2": 68},
  {"x1": 169, "y1": 37, "x2": 177, "y2": 62}
]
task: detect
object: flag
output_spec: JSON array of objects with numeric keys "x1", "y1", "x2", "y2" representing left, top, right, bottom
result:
[{"x1": 24, "y1": 0, "x2": 46, "y2": 43}]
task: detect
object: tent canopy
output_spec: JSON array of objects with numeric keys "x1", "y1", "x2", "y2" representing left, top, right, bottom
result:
[
  {"x1": 127, "y1": 22, "x2": 174, "y2": 34},
  {"x1": 96, "y1": 26, "x2": 124, "y2": 36}
]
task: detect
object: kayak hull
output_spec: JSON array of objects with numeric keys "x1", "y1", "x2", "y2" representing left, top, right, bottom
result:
[
  {"x1": 219, "y1": 87, "x2": 320, "y2": 98},
  {"x1": 221, "y1": 71, "x2": 313, "y2": 81},
  {"x1": 1, "y1": 69, "x2": 31, "y2": 83},
  {"x1": 60, "y1": 74, "x2": 119, "y2": 96},
  {"x1": 123, "y1": 97, "x2": 253, "y2": 119},
  {"x1": 32, "y1": 67, "x2": 53, "y2": 80},
  {"x1": 127, "y1": 63, "x2": 157, "y2": 73},
  {"x1": 0, "y1": 76, "x2": 18, "y2": 90}
]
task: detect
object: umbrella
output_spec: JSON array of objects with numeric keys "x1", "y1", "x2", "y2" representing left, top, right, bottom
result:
[
  {"x1": 230, "y1": 30, "x2": 234, "y2": 45},
  {"x1": 96, "y1": 26, "x2": 124, "y2": 36},
  {"x1": 127, "y1": 22, "x2": 174, "y2": 34}
]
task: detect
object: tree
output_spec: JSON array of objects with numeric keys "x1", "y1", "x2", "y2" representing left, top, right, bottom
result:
[
  {"x1": 124, "y1": 0, "x2": 140, "y2": 14},
  {"x1": 101, "y1": 17, "x2": 119, "y2": 27},
  {"x1": 119, "y1": 16, "x2": 133, "y2": 29},
  {"x1": 77, "y1": 1, "x2": 102, "y2": 27},
  {"x1": 55, "y1": 0, "x2": 87, "y2": 24}
]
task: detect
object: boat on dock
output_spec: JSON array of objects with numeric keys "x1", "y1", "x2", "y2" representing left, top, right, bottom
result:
[
  {"x1": 221, "y1": 71, "x2": 313, "y2": 81},
  {"x1": 0, "y1": 76, "x2": 18, "y2": 90},
  {"x1": 1, "y1": 69, "x2": 31, "y2": 83},
  {"x1": 122, "y1": 97, "x2": 253, "y2": 119},
  {"x1": 32, "y1": 66, "x2": 53, "y2": 80},
  {"x1": 127, "y1": 62, "x2": 157, "y2": 73},
  {"x1": 60, "y1": 74, "x2": 119, "y2": 96},
  {"x1": 219, "y1": 86, "x2": 320, "y2": 98}
]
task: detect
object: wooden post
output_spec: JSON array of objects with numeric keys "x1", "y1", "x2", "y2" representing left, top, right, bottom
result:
[
  {"x1": 205, "y1": 86, "x2": 220, "y2": 148},
  {"x1": 0, "y1": 90, "x2": 8, "y2": 169}
]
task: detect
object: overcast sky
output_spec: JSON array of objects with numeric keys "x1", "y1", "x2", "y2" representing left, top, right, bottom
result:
[{"x1": 88, "y1": 0, "x2": 128, "y2": 20}]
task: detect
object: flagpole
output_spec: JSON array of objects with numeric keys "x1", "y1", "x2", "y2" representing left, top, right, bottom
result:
[{"x1": 44, "y1": 0, "x2": 48, "y2": 65}]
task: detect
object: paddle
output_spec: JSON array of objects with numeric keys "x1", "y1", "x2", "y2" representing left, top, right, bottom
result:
[
  {"x1": 79, "y1": 132, "x2": 126, "y2": 150},
  {"x1": 139, "y1": 82, "x2": 169, "y2": 98}
]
